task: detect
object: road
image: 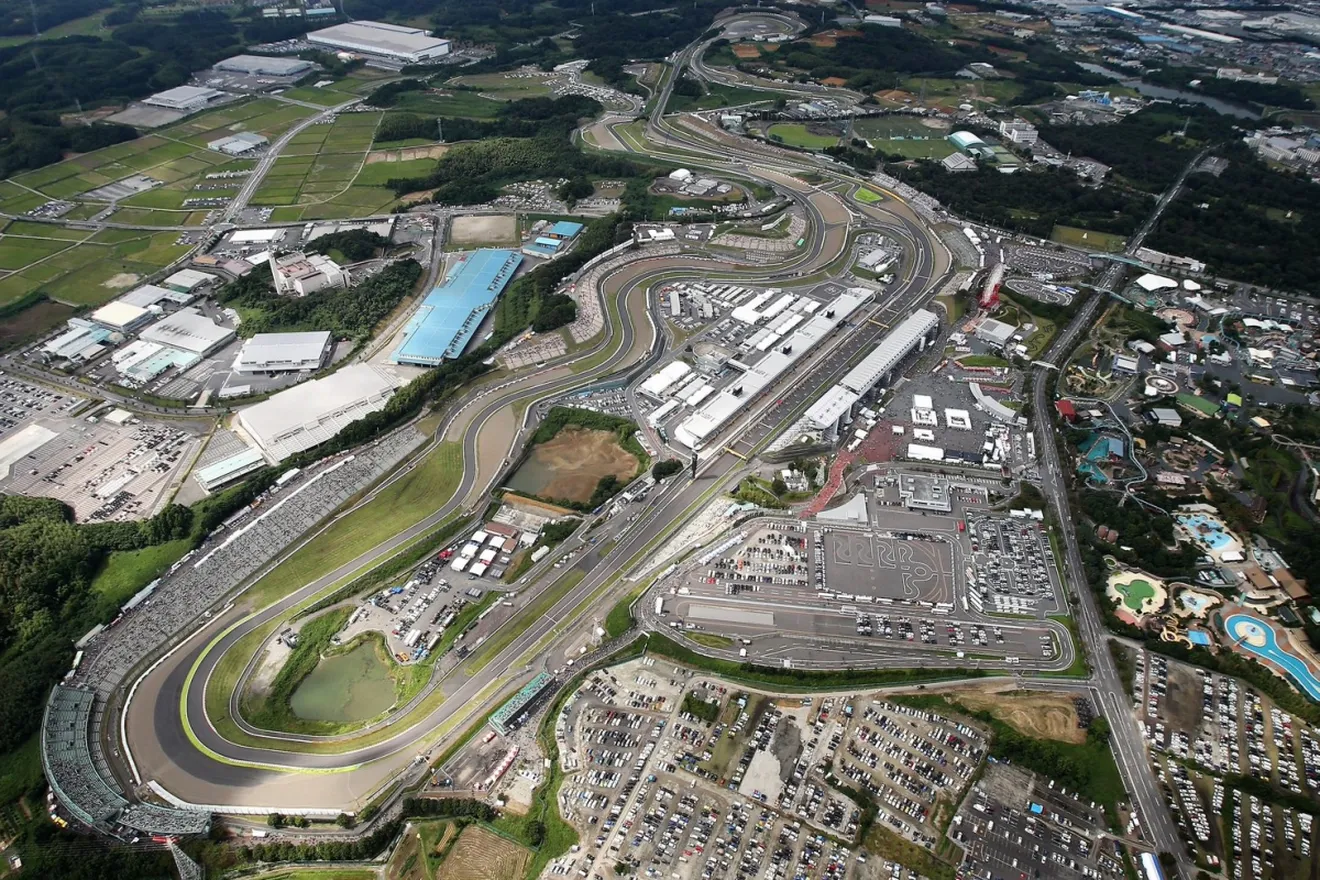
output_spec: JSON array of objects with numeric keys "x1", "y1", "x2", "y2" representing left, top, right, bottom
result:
[{"x1": 1029, "y1": 150, "x2": 1207, "y2": 879}]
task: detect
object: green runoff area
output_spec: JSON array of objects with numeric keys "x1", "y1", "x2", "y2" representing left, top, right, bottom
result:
[
  {"x1": 766, "y1": 122, "x2": 840, "y2": 150},
  {"x1": 852, "y1": 116, "x2": 957, "y2": 160}
]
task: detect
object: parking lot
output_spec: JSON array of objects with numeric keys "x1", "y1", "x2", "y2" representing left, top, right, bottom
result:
[
  {"x1": 544, "y1": 658, "x2": 953, "y2": 879},
  {"x1": 966, "y1": 514, "x2": 1061, "y2": 616},
  {"x1": 0, "y1": 401, "x2": 205, "y2": 521},
  {"x1": 952, "y1": 763, "x2": 1124, "y2": 880},
  {"x1": 0, "y1": 374, "x2": 82, "y2": 441}
]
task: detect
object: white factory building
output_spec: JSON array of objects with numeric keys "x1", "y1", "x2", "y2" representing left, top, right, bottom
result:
[
  {"x1": 214, "y1": 55, "x2": 313, "y2": 77},
  {"x1": 235, "y1": 331, "x2": 333, "y2": 374},
  {"x1": 163, "y1": 268, "x2": 217, "y2": 293},
  {"x1": 144, "y1": 85, "x2": 226, "y2": 111},
  {"x1": 804, "y1": 308, "x2": 941, "y2": 436},
  {"x1": 237, "y1": 365, "x2": 402, "y2": 462},
  {"x1": 118, "y1": 283, "x2": 195, "y2": 309},
  {"x1": 269, "y1": 252, "x2": 349, "y2": 296},
  {"x1": 207, "y1": 132, "x2": 268, "y2": 155},
  {"x1": 91, "y1": 301, "x2": 154, "y2": 333},
  {"x1": 139, "y1": 308, "x2": 235, "y2": 357},
  {"x1": 674, "y1": 289, "x2": 873, "y2": 450},
  {"x1": 306, "y1": 21, "x2": 451, "y2": 64}
]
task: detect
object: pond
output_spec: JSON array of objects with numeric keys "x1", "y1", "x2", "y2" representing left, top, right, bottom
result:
[
  {"x1": 506, "y1": 425, "x2": 639, "y2": 504},
  {"x1": 289, "y1": 642, "x2": 395, "y2": 723}
]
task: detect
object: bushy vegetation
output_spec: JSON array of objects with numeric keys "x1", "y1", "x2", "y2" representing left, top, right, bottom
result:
[
  {"x1": 652, "y1": 458, "x2": 683, "y2": 480},
  {"x1": 433, "y1": 94, "x2": 601, "y2": 143},
  {"x1": 681, "y1": 691, "x2": 720, "y2": 724},
  {"x1": 493, "y1": 213, "x2": 627, "y2": 336},
  {"x1": 307, "y1": 229, "x2": 390, "y2": 262},
  {"x1": 1144, "y1": 65, "x2": 1313, "y2": 111},
  {"x1": 241, "y1": 607, "x2": 353, "y2": 734},
  {"x1": 366, "y1": 78, "x2": 428, "y2": 107},
  {"x1": 217, "y1": 258, "x2": 421, "y2": 339}
]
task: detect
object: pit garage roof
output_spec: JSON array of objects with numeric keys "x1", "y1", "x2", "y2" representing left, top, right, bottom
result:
[
  {"x1": 675, "y1": 289, "x2": 872, "y2": 449},
  {"x1": 839, "y1": 309, "x2": 939, "y2": 395}
]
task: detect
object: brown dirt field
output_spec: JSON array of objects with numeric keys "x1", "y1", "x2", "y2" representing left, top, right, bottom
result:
[
  {"x1": 808, "y1": 35, "x2": 837, "y2": 48},
  {"x1": 821, "y1": 76, "x2": 848, "y2": 87},
  {"x1": 952, "y1": 686, "x2": 1086, "y2": 744},
  {"x1": 503, "y1": 493, "x2": 578, "y2": 517},
  {"x1": 435, "y1": 825, "x2": 531, "y2": 880},
  {"x1": 449, "y1": 214, "x2": 518, "y2": 245},
  {"x1": 510, "y1": 425, "x2": 640, "y2": 504},
  {"x1": 366, "y1": 144, "x2": 450, "y2": 164},
  {"x1": 433, "y1": 821, "x2": 459, "y2": 855},
  {"x1": 732, "y1": 43, "x2": 761, "y2": 59}
]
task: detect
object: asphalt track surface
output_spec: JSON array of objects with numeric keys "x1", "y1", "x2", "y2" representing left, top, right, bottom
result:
[{"x1": 124, "y1": 117, "x2": 926, "y2": 806}]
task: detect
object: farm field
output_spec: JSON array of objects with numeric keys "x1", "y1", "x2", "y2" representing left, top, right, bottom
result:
[
  {"x1": 251, "y1": 112, "x2": 400, "y2": 216},
  {"x1": 435, "y1": 825, "x2": 531, "y2": 880},
  {"x1": 385, "y1": 90, "x2": 504, "y2": 121},
  {"x1": 766, "y1": 123, "x2": 840, "y2": 150},
  {"x1": 281, "y1": 85, "x2": 359, "y2": 107},
  {"x1": 1051, "y1": 224, "x2": 1126, "y2": 253},
  {"x1": 0, "y1": 229, "x2": 193, "y2": 307}
]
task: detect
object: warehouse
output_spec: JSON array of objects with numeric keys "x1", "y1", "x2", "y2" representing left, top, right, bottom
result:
[
  {"x1": 144, "y1": 85, "x2": 226, "y2": 111},
  {"x1": 674, "y1": 288, "x2": 873, "y2": 450},
  {"x1": 975, "y1": 317, "x2": 1017, "y2": 348},
  {"x1": 235, "y1": 331, "x2": 333, "y2": 374},
  {"x1": 392, "y1": 249, "x2": 522, "y2": 366},
  {"x1": 91, "y1": 301, "x2": 154, "y2": 333},
  {"x1": 214, "y1": 55, "x2": 313, "y2": 77},
  {"x1": 207, "y1": 132, "x2": 268, "y2": 155},
  {"x1": 163, "y1": 268, "x2": 217, "y2": 293},
  {"x1": 42, "y1": 321, "x2": 112, "y2": 363},
  {"x1": 139, "y1": 308, "x2": 235, "y2": 357},
  {"x1": 119, "y1": 284, "x2": 194, "y2": 309},
  {"x1": 112, "y1": 341, "x2": 199, "y2": 385},
  {"x1": 306, "y1": 21, "x2": 451, "y2": 64},
  {"x1": 237, "y1": 365, "x2": 401, "y2": 462}
]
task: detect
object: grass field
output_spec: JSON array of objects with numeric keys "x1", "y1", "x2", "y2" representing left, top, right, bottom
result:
[
  {"x1": 766, "y1": 123, "x2": 840, "y2": 150},
  {"x1": 853, "y1": 187, "x2": 884, "y2": 204},
  {"x1": 0, "y1": 230, "x2": 192, "y2": 307},
  {"x1": 448, "y1": 71, "x2": 555, "y2": 101},
  {"x1": 90, "y1": 538, "x2": 193, "y2": 612},
  {"x1": 668, "y1": 83, "x2": 772, "y2": 113},
  {"x1": 281, "y1": 85, "x2": 358, "y2": 107},
  {"x1": 0, "y1": 10, "x2": 107, "y2": 46},
  {"x1": 1051, "y1": 224, "x2": 1126, "y2": 254},
  {"x1": 387, "y1": 90, "x2": 504, "y2": 121}
]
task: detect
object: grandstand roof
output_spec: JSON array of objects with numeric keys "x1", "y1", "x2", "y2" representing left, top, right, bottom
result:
[
  {"x1": 195, "y1": 447, "x2": 265, "y2": 491},
  {"x1": 839, "y1": 309, "x2": 939, "y2": 395},
  {"x1": 393, "y1": 249, "x2": 522, "y2": 366}
]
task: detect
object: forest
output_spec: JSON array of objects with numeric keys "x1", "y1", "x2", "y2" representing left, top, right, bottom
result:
[
  {"x1": 216, "y1": 259, "x2": 421, "y2": 339},
  {"x1": 306, "y1": 228, "x2": 391, "y2": 262},
  {"x1": 886, "y1": 162, "x2": 1150, "y2": 239},
  {"x1": 1146, "y1": 144, "x2": 1320, "y2": 293}
]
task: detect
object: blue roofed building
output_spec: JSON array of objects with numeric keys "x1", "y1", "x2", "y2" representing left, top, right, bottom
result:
[
  {"x1": 547, "y1": 220, "x2": 583, "y2": 239},
  {"x1": 522, "y1": 221, "x2": 584, "y2": 259},
  {"x1": 392, "y1": 249, "x2": 523, "y2": 366}
]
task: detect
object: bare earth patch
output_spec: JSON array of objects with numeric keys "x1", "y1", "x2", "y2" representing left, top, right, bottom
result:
[
  {"x1": 102, "y1": 272, "x2": 140, "y2": 289},
  {"x1": 365, "y1": 143, "x2": 450, "y2": 164},
  {"x1": 512, "y1": 425, "x2": 639, "y2": 504},
  {"x1": 449, "y1": 214, "x2": 518, "y2": 246},
  {"x1": 952, "y1": 685, "x2": 1086, "y2": 744},
  {"x1": 436, "y1": 825, "x2": 531, "y2": 880}
]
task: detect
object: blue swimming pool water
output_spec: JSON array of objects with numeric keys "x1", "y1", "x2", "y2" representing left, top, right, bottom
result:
[
  {"x1": 1188, "y1": 630, "x2": 1211, "y2": 646},
  {"x1": 1226, "y1": 614, "x2": 1320, "y2": 701},
  {"x1": 1177, "y1": 514, "x2": 1233, "y2": 551}
]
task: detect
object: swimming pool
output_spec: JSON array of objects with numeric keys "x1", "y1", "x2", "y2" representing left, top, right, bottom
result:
[
  {"x1": 1177, "y1": 514, "x2": 1234, "y2": 552},
  {"x1": 1225, "y1": 614, "x2": 1320, "y2": 701}
]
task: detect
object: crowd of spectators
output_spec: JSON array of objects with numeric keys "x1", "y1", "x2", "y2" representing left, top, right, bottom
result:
[{"x1": 46, "y1": 427, "x2": 425, "y2": 837}]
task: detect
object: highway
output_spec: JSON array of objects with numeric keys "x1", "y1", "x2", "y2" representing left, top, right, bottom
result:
[{"x1": 1029, "y1": 150, "x2": 1207, "y2": 879}]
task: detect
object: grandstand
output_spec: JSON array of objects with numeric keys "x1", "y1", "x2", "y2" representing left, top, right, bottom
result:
[
  {"x1": 490, "y1": 672, "x2": 555, "y2": 735},
  {"x1": 43, "y1": 686, "x2": 210, "y2": 836}
]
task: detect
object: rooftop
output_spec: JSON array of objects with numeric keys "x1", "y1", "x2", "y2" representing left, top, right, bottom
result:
[{"x1": 393, "y1": 249, "x2": 522, "y2": 365}]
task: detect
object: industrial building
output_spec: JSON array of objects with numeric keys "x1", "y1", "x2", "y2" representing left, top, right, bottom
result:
[
  {"x1": 118, "y1": 284, "x2": 195, "y2": 309},
  {"x1": 521, "y1": 221, "x2": 584, "y2": 259},
  {"x1": 306, "y1": 21, "x2": 451, "y2": 65},
  {"x1": 195, "y1": 447, "x2": 266, "y2": 492},
  {"x1": 214, "y1": 55, "x2": 313, "y2": 77},
  {"x1": 139, "y1": 308, "x2": 235, "y2": 357},
  {"x1": 144, "y1": 85, "x2": 226, "y2": 111},
  {"x1": 235, "y1": 331, "x2": 333, "y2": 374},
  {"x1": 42, "y1": 320, "x2": 112, "y2": 363},
  {"x1": 237, "y1": 365, "x2": 402, "y2": 462},
  {"x1": 674, "y1": 289, "x2": 874, "y2": 450},
  {"x1": 269, "y1": 252, "x2": 349, "y2": 296},
  {"x1": 804, "y1": 308, "x2": 940, "y2": 435},
  {"x1": 948, "y1": 130, "x2": 991, "y2": 156},
  {"x1": 392, "y1": 249, "x2": 522, "y2": 366},
  {"x1": 91, "y1": 301, "x2": 154, "y2": 333},
  {"x1": 112, "y1": 341, "x2": 199, "y2": 385},
  {"x1": 163, "y1": 268, "x2": 217, "y2": 293},
  {"x1": 207, "y1": 132, "x2": 268, "y2": 155},
  {"x1": 975, "y1": 318, "x2": 1017, "y2": 348},
  {"x1": 941, "y1": 153, "x2": 977, "y2": 173}
]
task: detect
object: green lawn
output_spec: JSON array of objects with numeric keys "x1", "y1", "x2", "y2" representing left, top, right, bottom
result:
[
  {"x1": 958, "y1": 354, "x2": 1010, "y2": 368},
  {"x1": 390, "y1": 89, "x2": 504, "y2": 120},
  {"x1": 240, "y1": 442, "x2": 464, "y2": 611},
  {"x1": 1051, "y1": 224, "x2": 1126, "y2": 254},
  {"x1": 281, "y1": 86, "x2": 357, "y2": 107},
  {"x1": 1116, "y1": 579, "x2": 1156, "y2": 612},
  {"x1": 853, "y1": 187, "x2": 884, "y2": 204},
  {"x1": 0, "y1": 237, "x2": 74, "y2": 270},
  {"x1": 667, "y1": 83, "x2": 773, "y2": 113},
  {"x1": 91, "y1": 539, "x2": 193, "y2": 611},
  {"x1": 767, "y1": 123, "x2": 840, "y2": 150}
]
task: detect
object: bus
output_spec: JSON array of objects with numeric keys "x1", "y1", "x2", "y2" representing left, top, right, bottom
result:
[{"x1": 796, "y1": 238, "x2": 806, "y2": 248}]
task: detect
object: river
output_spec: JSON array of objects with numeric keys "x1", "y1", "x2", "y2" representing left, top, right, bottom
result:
[{"x1": 1076, "y1": 63, "x2": 1261, "y2": 120}]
